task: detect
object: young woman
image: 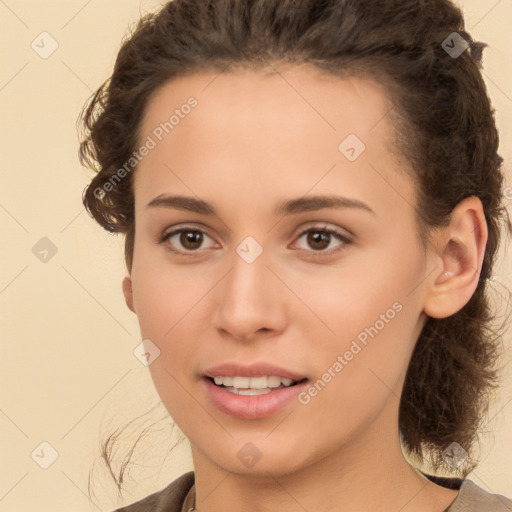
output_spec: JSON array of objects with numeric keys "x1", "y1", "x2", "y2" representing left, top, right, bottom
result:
[{"x1": 79, "y1": 0, "x2": 512, "y2": 511}]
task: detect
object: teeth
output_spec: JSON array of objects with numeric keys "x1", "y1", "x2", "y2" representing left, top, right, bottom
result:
[{"x1": 212, "y1": 375, "x2": 298, "y2": 389}]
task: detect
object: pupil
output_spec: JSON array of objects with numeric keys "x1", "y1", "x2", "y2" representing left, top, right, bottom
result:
[
  {"x1": 181, "y1": 231, "x2": 202, "y2": 249},
  {"x1": 308, "y1": 231, "x2": 329, "y2": 250}
]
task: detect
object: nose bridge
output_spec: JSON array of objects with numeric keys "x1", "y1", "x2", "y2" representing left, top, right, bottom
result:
[
  {"x1": 224, "y1": 243, "x2": 272, "y2": 312},
  {"x1": 212, "y1": 240, "x2": 285, "y2": 338}
]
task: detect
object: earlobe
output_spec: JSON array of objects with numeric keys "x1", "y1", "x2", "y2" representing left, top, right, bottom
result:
[
  {"x1": 423, "y1": 196, "x2": 488, "y2": 319},
  {"x1": 122, "y1": 276, "x2": 136, "y2": 314}
]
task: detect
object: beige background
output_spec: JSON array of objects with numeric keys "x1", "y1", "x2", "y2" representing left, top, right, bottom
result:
[{"x1": 0, "y1": 0, "x2": 511, "y2": 510}]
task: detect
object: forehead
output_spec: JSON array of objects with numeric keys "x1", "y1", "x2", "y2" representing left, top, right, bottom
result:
[
  {"x1": 140, "y1": 64, "x2": 394, "y2": 146},
  {"x1": 133, "y1": 64, "x2": 415, "y2": 223}
]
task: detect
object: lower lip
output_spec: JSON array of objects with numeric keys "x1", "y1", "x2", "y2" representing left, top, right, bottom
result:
[{"x1": 203, "y1": 377, "x2": 309, "y2": 420}]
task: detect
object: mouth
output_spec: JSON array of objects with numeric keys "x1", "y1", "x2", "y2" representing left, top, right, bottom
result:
[
  {"x1": 202, "y1": 375, "x2": 310, "y2": 419},
  {"x1": 205, "y1": 375, "x2": 309, "y2": 396},
  {"x1": 201, "y1": 362, "x2": 310, "y2": 418}
]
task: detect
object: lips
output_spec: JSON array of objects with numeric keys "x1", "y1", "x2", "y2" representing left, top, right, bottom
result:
[
  {"x1": 201, "y1": 361, "x2": 309, "y2": 419},
  {"x1": 203, "y1": 361, "x2": 307, "y2": 381},
  {"x1": 202, "y1": 375, "x2": 310, "y2": 419}
]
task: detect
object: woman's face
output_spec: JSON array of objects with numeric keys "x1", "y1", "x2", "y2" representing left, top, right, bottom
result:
[{"x1": 125, "y1": 64, "x2": 434, "y2": 475}]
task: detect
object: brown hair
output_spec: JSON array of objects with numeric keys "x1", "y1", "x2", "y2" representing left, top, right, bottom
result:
[{"x1": 79, "y1": 0, "x2": 511, "y2": 497}]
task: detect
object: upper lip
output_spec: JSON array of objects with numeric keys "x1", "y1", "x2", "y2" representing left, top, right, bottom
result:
[{"x1": 203, "y1": 362, "x2": 307, "y2": 381}]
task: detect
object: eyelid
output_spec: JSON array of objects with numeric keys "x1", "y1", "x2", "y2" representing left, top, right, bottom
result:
[
  {"x1": 158, "y1": 222, "x2": 353, "y2": 255},
  {"x1": 292, "y1": 222, "x2": 353, "y2": 241},
  {"x1": 160, "y1": 222, "x2": 212, "y2": 239},
  {"x1": 289, "y1": 223, "x2": 353, "y2": 254},
  {"x1": 158, "y1": 223, "x2": 219, "y2": 254}
]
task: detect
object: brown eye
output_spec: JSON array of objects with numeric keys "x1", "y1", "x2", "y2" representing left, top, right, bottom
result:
[
  {"x1": 293, "y1": 226, "x2": 352, "y2": 254},
  {"x1": 306, "y1": 230, "x2": 331, "y2": 251},
  {"x1": 179, "y1": 230, "x2": 203, "y2": 250},
  {"x1": 160, "y1": 228, "x2": 217, "y2": 254}
]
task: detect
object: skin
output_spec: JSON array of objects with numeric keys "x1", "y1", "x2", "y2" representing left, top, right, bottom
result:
[{"x1": 122, "y1": 64, "x2": 487, "y2": 512}]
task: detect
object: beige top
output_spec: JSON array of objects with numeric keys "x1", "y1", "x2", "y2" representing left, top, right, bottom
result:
[{"x1": 114, "y1": 470, "x2": 512, "y2": 512}]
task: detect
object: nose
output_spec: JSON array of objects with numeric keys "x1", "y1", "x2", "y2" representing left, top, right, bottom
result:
[{"x1": 212, "y1": 245, "x2": 287, "y2": 342}]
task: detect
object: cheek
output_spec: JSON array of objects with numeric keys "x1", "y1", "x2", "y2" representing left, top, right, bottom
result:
[
  {"x1": 129, "y1": 252, "x2": 211, "y2": 377},
  {"x1": 296, "y1": 262, "x2": 412, "y2": 346},
  {"x1": 130, "y1": 264, "x2": 204, "y2": 420},
  {"x1": 294, "y1": 293, "x2": 416, "y2": 446},
  {"x1": 296, "y1": 257, "x2": 422, "y2": 404},
  {"x1": 130, "y1": 252, "x2": 207, "y2": 339}
]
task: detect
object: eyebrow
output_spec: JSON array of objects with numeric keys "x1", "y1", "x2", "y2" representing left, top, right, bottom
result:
[{"x1": 146, "y1": 194, "x2": 376, "y2": 217}]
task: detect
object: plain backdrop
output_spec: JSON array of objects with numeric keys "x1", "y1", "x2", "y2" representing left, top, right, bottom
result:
[{"x1": 1, "y1": 0, "x2": 511, "y2": 510}]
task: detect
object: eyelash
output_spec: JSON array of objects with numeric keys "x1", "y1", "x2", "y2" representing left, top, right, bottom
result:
[{"x1": 158, "y1": 224, "x2": 352, "y2": 257}]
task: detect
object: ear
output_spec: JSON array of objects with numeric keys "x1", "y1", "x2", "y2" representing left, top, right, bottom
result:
[
  {"x1": 122, "y1": 276, "x2": 136, "y2": 314},
  {"x1": 423, "y1": 196, "x2": 488, "y2": 319}
]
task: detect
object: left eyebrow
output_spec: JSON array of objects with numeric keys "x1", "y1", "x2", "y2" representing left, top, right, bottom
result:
[
  {"x1": 274, "y1": 195, "x2": 376, "y2": 217},
  {"x1": 145, "y1": 194, "x2": 376, "y2": 217}
]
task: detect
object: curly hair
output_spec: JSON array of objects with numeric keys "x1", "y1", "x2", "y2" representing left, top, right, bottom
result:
[{"x1": 78, "y1": 0, "x2": 511, "y2": 497}]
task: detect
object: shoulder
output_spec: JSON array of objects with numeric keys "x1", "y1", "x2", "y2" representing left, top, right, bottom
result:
[
  {"x1": 449, "y1": 479, "x2": 512, "y2": 512},
  {"x1": 112, "y1": 471, "x2": 195, "y2": 512}
]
